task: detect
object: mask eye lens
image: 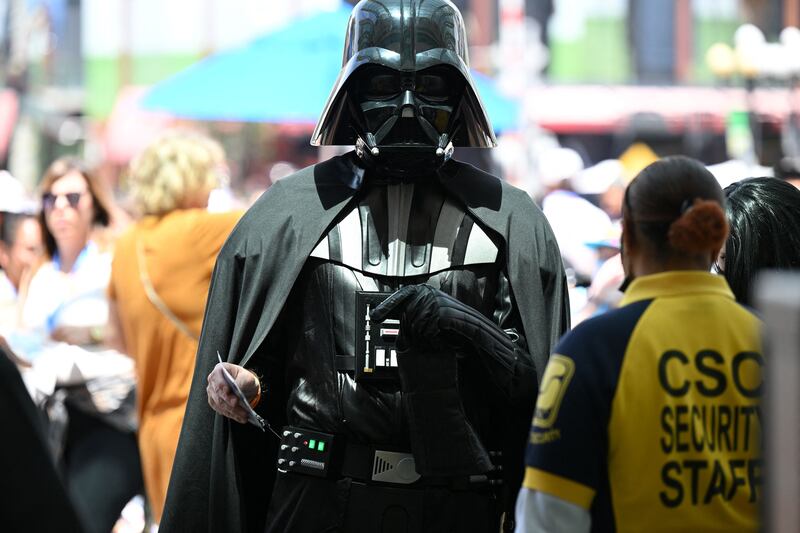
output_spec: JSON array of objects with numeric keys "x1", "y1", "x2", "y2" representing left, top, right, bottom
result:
[
  {"x1": 416, "y1": 74, "x2": 448, "y2": 99},
  {"x1": 362, "y1": 74, "x2": 400, "y2": 100}
]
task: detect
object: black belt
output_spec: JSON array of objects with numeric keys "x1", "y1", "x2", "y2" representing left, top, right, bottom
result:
[
  {"x1": 277, "y1": 427, "x2": 501, "y2": 489},
  {"x1": 339, "y1": 442, "x2": 500, "y2": 489},
  {"x1": 341, "y1": 442, "x2": 420, "y2": 484}
]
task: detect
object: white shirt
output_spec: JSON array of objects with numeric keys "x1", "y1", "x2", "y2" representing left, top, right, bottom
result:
[
  {"x1": 21, "y1": 242, "x2": 112, "y2": 336},
  {"x1": 542, "y1": 190, "x2": 613, "y2": 280},
  {"x1": 14, "y1": 242, "x2": 133, "y2": 410},
  {"x1": 0, "y1": 271, "x2": 18, "y2": 336}
]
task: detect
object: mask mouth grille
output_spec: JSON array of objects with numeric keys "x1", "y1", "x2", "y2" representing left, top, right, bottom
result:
[{"x1": 379, "y1": 116, "x2": 432, "y2": 145}]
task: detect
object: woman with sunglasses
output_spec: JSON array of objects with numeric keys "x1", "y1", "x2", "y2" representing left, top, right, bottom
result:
[
  {"x1": 23, "y1": 157, "x2": 115, "y2": 345},
  {"x1": 517, "y1": 156, "x2": 763, "y2": 532},
  {"x1": 20, "y1": 157, "x2": 143, "y2": 533}
]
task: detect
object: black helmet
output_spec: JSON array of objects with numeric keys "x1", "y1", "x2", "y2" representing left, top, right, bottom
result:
[{"x1": 311, "y1": 0, "x2": 496, "y2": 176}]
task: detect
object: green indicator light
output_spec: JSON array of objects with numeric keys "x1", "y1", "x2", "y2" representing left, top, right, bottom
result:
[
  {"x1": 309, "y1": 439, "x2": 316, "y2": 450},
  {"x1": 317, "y1": 441, "x2": 325, "y2": 452}
]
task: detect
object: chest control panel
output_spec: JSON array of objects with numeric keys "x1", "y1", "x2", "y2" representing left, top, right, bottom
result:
[{"x1": 355, "y1": 291, "x2": 401, "y2": 383}]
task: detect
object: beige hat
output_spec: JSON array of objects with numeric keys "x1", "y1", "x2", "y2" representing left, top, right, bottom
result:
[
  {"x1": 571, "y1": 159, "x2": 624, "y2": 195},
  {"x1": 538, "y1": 147, "x2": 584, "y2": 187},
  {"x1": 0, "y1": 170, "x2": 35, "y2": 214}
]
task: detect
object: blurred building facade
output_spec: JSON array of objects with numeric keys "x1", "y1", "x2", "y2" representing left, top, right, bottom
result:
[{"x1": 0, "y1": 0, "x2": 796, "y2": 190}]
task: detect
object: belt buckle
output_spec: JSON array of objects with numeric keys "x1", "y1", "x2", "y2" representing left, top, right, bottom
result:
[{"x1": 371, "y1": 450, "x2": 421, "y2": 484}]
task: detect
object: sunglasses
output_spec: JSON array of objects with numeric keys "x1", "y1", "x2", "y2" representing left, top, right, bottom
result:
[{"x1": 42, "y1": 191, "x2": 84, "y2": 210}]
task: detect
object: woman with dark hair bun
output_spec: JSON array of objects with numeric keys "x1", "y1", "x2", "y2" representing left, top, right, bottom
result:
[
  {"x1": 720, "y1": 177, "x2": 800, "y2": 305},
  {"x1": 517, "y1": 156, "x2": 763, "y2": 532}
]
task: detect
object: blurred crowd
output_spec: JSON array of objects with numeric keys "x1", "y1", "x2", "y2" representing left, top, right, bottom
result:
[
  {"x1": 529, "y1": 144, "x2": 800, "y2": 326},
  {"x1": 0, "y1": 130, "x2": 243, "y2": 533},
  {"x1": 1, "y1": 130, "x2": 800, "y2": 532}
]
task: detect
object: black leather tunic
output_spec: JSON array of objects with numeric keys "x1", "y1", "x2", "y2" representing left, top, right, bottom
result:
[{"x1": 258, "y1": 176, "x2": 536, "y2": 532}]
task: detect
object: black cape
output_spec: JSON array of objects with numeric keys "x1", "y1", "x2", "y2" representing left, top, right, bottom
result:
[{"x1": 160, "y1": 153, "x2": 569, "y2": 533}]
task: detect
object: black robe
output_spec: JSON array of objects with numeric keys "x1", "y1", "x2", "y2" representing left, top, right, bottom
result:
[{"x1": 160, "y1": 153, "x2": 569, "y2": 533}]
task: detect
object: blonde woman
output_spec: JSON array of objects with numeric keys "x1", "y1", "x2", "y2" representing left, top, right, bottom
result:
[{"x1": 108, "y1": 131, "x2": 241, "y2": 524}]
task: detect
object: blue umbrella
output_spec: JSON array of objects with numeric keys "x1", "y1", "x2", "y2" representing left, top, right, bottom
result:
[{"x1": 142, "y1": 4, "x2": 520, "y2": 132}]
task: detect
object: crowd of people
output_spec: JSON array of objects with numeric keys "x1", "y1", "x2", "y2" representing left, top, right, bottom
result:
[
  {"x1": 0, "y1": 131, "x2": 243, "y2": 532},
  {"x1": 1, "y1": 129, "x2": 799, "y2": 533},
  {"x1": 533, "y1": 144, "x2": 800, "y2": 326},
  {"x1": 1, "y1": 134, "x2": 799, "y2": 533},
  {"x1": 1, "y1": 1, "x2": 799, "y2": 531}
]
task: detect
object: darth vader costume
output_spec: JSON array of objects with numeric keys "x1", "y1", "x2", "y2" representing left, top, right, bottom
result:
[{"x1": 161, "y1": 1, "x2": 569, "y2": 532}]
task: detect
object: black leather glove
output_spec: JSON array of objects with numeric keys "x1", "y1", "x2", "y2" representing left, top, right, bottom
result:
[
  {"x1": 371, "y1": 284, "x2": 535, "y2": 403},
  {"x1": 371, "y1": 285, "x2": 500, "y2": 476},
  {"x1": 370, "y1": 285, "x2": 457, "y2": 393}
]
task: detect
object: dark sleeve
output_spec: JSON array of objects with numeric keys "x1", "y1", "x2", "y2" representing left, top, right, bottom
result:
[
  {"x1": 544, "y1": 244, "x2": 571, "y2": 353},
  {"x1": 506, "y1": 187, "x2": 571, "y2": 384},
  {"x1": 522, "y1": 301, "x2": 650, "y2": 509},
  {"x1": 490, "y1": 269, "x2": 539, "y2": 407},
  {"x1": 523, "y1": 341, "x2": 604, "y2": 509},
  {"x1": 0, "y1": 350, "x2": 84, "y2": 532},
  {"x1": 538, "y1": 217, "x2": 571, "y2": 372},
  {"x1": 490, "y1": 269, "x2": 548, "y2": 525}
]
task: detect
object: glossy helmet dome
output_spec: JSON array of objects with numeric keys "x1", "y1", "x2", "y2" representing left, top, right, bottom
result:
[{"x1": 311, "y1": 0, "x2": 496, "y2": 175}]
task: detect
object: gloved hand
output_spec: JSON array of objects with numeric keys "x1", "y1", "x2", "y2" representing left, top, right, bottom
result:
[
  {"x1": 371, "y1": 284, "x2": 531, "y2": 401},
  {"x1": 370, "y1": 284, "x2": 459, "y2": 393},
  {"x1": 370, "y1": 284, "x2": 496, "y2": 475},
  {"x1": 371, "y1": 284, "x2": 516, "y2": 357}
]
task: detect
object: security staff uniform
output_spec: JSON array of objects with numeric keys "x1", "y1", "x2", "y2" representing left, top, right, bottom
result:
[{"x1": 523, "y1": 271, "x2": 762, "y2": 532}]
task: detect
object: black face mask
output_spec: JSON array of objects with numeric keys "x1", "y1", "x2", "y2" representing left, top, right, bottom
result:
[
  {"x1": 311, "y1": 0, "x2": 497, "y2": 150},
  {"x1": 355, "y1": 141, "x2": 452, "y2": 181},
  {"x1": 351, "y1": 66, "x2": 464, "y2": 179}
]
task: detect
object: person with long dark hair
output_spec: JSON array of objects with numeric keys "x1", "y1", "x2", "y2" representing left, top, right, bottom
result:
[
  {"x1": 517, "y1": 156, "x2": 763, "y2": 532},
  {"x1": 719, "y1": 177, "x2": 800, "y2": 306}
]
